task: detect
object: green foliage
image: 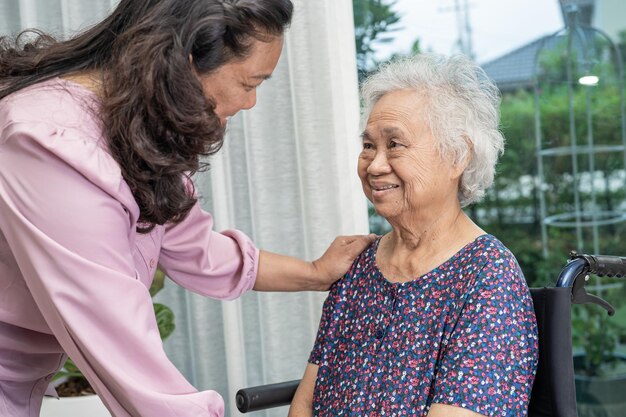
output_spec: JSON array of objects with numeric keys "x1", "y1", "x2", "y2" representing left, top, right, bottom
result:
[
  {"x1": 367, "y1": 201, "x2": 391, "y2": 235},
  {"x1": 154, "y1": 302, "x2": 176, "y2": 340},
  {"x1": 52, "y1": 357, "x2": 83, "y2": 382},
  {"x1": 150, "y1": 267, "x2": 166, "y2": 297},
  {"x1": 353, "y1": 0, "x2": 402, "y2": 81},
  {"x1": 478, "y1": 31, "x2": 626, "y2": 377},
  {"x1": 573, "y1": 299, "x2": 626, "y2": 377}
]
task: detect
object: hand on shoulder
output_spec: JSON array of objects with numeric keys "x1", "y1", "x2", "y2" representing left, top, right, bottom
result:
[{"x1": 311, "y1": 233, "x2": 377, "y2": 290}]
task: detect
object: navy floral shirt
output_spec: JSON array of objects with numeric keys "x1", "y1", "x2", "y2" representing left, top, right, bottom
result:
[{"x1": 309, "y1": 234, "x2": 538, "y2": 417}]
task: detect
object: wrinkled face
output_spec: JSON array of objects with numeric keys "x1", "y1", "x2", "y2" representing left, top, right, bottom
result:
[
  {"x1": 358, "y1": 89, "x2": 462, "y2": 220},
  {"x1": 197, "y1": 35, "x2": 284, "y2": 125}
]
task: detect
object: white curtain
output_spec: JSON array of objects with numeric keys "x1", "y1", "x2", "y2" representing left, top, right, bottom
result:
[
  {"x1": 0, "y1": 0, "x2": 118, "y2": 37},
  {"x1": 0, "y1": 1, "x2": 369, "y2": 416}
]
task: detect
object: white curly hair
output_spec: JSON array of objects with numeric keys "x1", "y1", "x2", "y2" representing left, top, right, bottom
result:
[{"x1": 360, "y1": 52, "x2": 505, "y2": 207}]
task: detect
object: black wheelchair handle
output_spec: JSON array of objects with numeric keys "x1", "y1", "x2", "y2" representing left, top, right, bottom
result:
[
  {"x1": 236, "y1": 379, "x2": 300, "y2": 413},
  {"x1": 558, "y1": 253, "x2": 626, "y2": 286},
  {"x1": 583, "y1": 254, "x2": 626, "y2": 278},
  {"x1": 556, "y1": 253, "x2": 621, "y2": 316}
]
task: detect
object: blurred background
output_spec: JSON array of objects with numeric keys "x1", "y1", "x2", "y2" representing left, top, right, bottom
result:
[{"x1": 362, "y1": 2, "x2": 626, "y2": 415}]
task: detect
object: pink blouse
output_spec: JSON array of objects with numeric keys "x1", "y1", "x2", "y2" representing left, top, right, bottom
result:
[{"x1": 0, "y1": 79, "x2": 259, "y2": 417}]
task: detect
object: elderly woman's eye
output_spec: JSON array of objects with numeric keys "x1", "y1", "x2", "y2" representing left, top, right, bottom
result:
[
  {"x1": 362, "y1": 142, "x2": 374, "y2": 150},
  {"x1": 389, "y1": 140, "x2": 403, "y2": 148}
]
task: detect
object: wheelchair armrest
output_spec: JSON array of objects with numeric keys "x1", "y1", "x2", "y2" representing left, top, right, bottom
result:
[{"x1": 236, "y1": 379, "x2": 301, "y2": 413}]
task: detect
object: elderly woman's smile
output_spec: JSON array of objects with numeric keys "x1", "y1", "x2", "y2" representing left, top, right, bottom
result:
[
  {"x1": 358, "y1": 89, "x2": 459, "y2": 221},
  {"x1": 370, "y1": 182, "x2": 399, "y2": 193}
]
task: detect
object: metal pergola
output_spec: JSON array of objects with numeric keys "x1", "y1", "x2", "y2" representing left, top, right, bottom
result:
[{"x1": 533, "y1": 4, "x2": 626, "y2": 258}]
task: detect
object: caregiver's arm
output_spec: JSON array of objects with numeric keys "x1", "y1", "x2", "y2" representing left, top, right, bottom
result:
[{"x1": 255, "y1": 234, "x2": 375, "y2": 291}]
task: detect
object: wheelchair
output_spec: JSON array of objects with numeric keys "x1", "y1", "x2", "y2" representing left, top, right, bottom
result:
[{"x1": 235, "y1": 252, "x2": 626, "y2": 417}]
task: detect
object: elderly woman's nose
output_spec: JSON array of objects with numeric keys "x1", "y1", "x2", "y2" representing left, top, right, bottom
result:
[{"x1": 367, "y1": 150, "x2": 391, "y2": 174}]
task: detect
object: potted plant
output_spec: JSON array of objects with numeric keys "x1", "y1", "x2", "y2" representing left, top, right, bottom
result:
[
  {"x1": 571, "y1": 283, "x2": 626, "y2": 417},
  {"x1": 40, "y1": 269, "x2": 175, "y2": 417}
]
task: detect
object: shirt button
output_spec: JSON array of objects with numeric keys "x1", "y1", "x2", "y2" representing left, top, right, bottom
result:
[{"x1": 375, "y1": 329, "x2": 384, "y2": 339}]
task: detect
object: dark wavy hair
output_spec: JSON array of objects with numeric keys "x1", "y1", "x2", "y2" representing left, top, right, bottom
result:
[{"x1": 0, "y1": 0, "x2": 293, "y2": 232}]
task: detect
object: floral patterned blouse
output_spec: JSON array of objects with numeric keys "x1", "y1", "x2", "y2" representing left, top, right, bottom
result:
[{"x1": 309, "y1": 234, "x2": 538, "y2": 417}]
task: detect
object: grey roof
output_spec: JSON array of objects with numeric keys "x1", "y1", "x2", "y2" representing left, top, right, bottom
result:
[
  {"x1": 482, "y1": 0, "x2": 600, "y2": 92},
  {"x1": 482, "y1": 29, "x2": 600, "y2": 93},
  {"x1": 481, "y1": 36, "x2": 551, "y2": 92}
]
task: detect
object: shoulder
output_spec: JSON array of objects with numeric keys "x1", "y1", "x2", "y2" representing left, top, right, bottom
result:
[
  {"x1": 0, "y1": 79, "x2": 132, "y2": 207},
  {"x1": 0, "y1": 78, "x2": 99, "y2": 130},
  {"x1": 0, "y1": 78, "x2": 102, "y2": 149},
  {"x1": 449, "y1": 234, "x2": 522, "y2": 285},
  {"x1": 345, "y1": 237, "x2": 379, "y2": 280},
  {"x1": 328, "y1": 237, "x2": 379, "y2": 293},
  {"x1": 469, "y1": 234, "x2": 529, "y2": 293},
  {"x1": 472, "y1": 234, "x2": 521, "y2": 271}
]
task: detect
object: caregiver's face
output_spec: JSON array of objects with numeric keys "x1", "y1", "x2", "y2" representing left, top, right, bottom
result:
[{"x1": 197, "y1": 35, "x2": 284, "y2": 125}]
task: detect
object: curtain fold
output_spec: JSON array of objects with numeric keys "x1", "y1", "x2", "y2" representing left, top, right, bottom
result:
[
  {"x1": 171, "y1": 2, "x2": 369, "y2": 415},
  {"x1": 0, "y1": 1, "x2": 369, "y2": 415},
  {"x1": 0, "y1": 0, "x2": 117, "y2": 38}
]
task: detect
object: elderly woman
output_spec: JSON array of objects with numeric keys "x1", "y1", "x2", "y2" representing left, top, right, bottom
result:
[{"x1": 289, "y1": 53, "x2": 538, "y2": 417}]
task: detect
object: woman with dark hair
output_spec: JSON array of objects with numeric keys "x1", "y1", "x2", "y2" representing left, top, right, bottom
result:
[{"x1": 0, "y1": 1, "x2": 373, "y2": 416}]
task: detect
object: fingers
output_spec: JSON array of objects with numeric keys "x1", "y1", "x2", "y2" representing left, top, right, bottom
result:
[
  {"x1": 339, "y1": 234, "x2": 378, "y2": 246},
  {"x1": 337, "y1": 235, "x2": 377, "y2": 256}
]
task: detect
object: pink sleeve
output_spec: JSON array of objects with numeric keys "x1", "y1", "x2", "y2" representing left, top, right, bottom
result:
[
  {"x1": 158, "y1": 202, "x2": 259, "y2": 300},
  {"x1": 0, "y1": 119, "x2": 225, "y2": 416}
]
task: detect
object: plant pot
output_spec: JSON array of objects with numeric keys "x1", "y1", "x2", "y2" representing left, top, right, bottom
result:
[
  {"x1": 574, "y1": 353, "x2": 626, "y2": 417},
  {"x1": 40, "y1": 395, "x2": 111, "y2": 417}
]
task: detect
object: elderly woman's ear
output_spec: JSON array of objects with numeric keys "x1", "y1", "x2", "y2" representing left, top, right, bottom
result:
[{"x1": 450, "y1": 137, "x2": 473, "y2": 180}]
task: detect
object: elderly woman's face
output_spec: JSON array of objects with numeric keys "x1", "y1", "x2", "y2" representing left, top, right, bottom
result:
[{"x1": 358, "y1": 89, "x2": 462, "y2": 220}]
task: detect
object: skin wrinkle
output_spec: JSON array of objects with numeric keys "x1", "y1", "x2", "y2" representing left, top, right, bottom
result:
[
  {"x1": 359, "y1": 92, "x2": 456, "y2": 227},
  {"x1": 358, "y1": 89, "x2": 477, "y2": 280}
]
